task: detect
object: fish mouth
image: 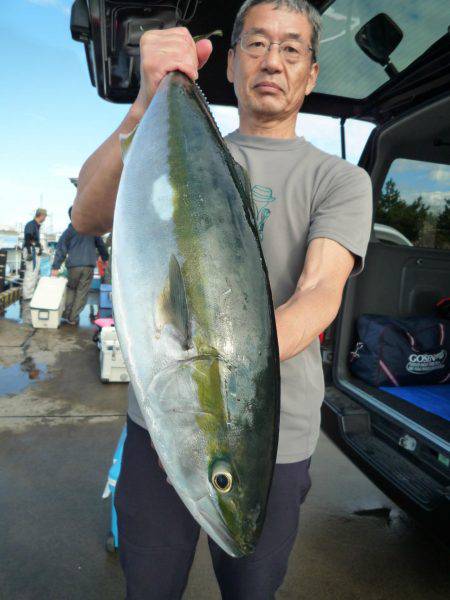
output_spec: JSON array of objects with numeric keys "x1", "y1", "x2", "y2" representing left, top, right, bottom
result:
[{"x1": 195, "y1": 495, "x2": 256, "y2": 558}]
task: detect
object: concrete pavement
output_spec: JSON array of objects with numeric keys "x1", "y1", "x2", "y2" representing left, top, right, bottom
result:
[{"x1": 1, "y1": 302, "x2": 449, "y2": 599}]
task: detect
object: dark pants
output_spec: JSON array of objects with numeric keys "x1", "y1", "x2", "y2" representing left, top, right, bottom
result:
[
  {"x1": 115, "y1": 417, "x2": 312, "y2": 600},
  {"x1": 63, "y1": 266, "x2": 94, "y2": 322}
]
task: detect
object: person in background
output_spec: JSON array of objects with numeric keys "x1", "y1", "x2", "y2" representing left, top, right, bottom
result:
[
  {"x1": 51, "y1": 207, "x2": 109, "y2": 325},
  {"x1": 101, "y1": 232, "x2": 113, "y2": 285},
  {"x1": 22, "y1": 208, "x2": 47, "y2": 300}
]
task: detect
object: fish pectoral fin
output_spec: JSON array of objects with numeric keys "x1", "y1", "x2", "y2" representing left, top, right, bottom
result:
[
  {"x1": 155, "y1": 255, "x2": 191, "y2": 349},
  {"x1": 148, "y1": 356, "x2": 226, "y2": 423}
]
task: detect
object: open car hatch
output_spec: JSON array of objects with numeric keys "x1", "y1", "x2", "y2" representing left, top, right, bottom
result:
[{"x1": 71, "y1": 0, "x2": 450, "y2": 124}]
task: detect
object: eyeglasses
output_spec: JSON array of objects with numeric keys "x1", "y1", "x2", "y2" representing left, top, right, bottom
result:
[{"x1": 239, "y1": 32, "x2": 313, "y2": 64}]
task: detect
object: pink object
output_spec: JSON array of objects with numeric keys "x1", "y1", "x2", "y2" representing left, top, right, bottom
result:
[
  {"x1": 379, "y1": 359, "x2": 399, "y2": 387},
  {"x1": 94, "y1": 318, "x2": 115, "y2": 328}
]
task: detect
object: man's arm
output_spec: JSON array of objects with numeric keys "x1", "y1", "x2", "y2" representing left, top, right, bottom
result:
[
  {"x1": 72, "y1": 28, "x2": 212, "y2": 236},
  {"x1": 71, "y1": 110, "x2": 141, "y2": 236},
  {"x1": 51, "y1": 227, "x2": 71, "y2": 271},
  {"x1": 275, "y1": 237, "x2": 355, "y2": 362}
]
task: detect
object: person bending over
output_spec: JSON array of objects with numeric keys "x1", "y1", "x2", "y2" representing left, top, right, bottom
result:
[{"x1": 52, "y1": 207, "x2": 108, "y2": 324}]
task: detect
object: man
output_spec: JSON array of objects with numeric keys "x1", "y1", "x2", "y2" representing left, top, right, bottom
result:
[
  {"x1": 22, "y1": 208, "x2": 47, "y2": 301},
  {"x1": 51, "y1": 207, "x2": 109, "y2": 325},
  {"x1": 72, "y1": 1, "x2": 373, "y2": 597}
]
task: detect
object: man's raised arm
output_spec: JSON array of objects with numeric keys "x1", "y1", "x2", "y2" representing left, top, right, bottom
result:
[{"x1": 72, "y1": 29, "x2": 212, "y2": 236}]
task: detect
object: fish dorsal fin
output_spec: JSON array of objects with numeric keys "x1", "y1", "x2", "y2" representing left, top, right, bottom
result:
[
  {"x1": 156, "y1": 255, "x2": 190, "y2": 349},
  {"x1": 233, "y1": 161, "x2": 257, "y2": 229},
  {"x1": 193, "y1": 30, "x2": 223, "y2": 43}
]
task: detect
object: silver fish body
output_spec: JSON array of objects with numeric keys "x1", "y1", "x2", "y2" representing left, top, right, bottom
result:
[{"x1": 112, "y1": 71, "x2": 279, "y2": 557}]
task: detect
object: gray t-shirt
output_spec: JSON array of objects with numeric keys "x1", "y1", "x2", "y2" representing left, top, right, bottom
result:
[{"x1": 127, "y1": 131, "x2": 373, "y2": 462}]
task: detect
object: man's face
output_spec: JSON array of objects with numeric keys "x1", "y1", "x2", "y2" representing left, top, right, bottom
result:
[
  {"x1": 227, "y1": 4, "x2": 319, "y2": 122},
  {"x1": 36, "y1": 214, "x2": 46, "y2": 224}
]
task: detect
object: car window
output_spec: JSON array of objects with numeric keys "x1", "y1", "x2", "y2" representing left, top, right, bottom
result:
[
  {"x1": 296, "y1": 114, "x2": 374, "y2": 165},
  {"x1": 376, "y1": 159, "x2": 450, "y2": 250},
  {"x1": 212, "y1": 107, "x2": 375, "y2": 165},
  {"x1": 316, "y1": 0, "x2": 448, "y2": 99}
]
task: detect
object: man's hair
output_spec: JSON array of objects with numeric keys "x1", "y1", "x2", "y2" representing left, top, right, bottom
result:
[
  {"x1": 35, "y1": 208, "x2": 47, "y2": 218},
  {"x1": 231, "y1": 0, "x2": 321, "y2": 62},
  {"x1": 68, "y1": 206, "x2": 73, "y2": 219}
]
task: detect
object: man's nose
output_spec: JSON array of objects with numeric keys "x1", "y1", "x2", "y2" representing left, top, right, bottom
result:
[{"x1": 260, "y1": 45, "x2": 283, "y2": 72}]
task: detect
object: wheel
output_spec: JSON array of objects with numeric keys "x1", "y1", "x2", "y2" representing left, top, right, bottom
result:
[{"x1": 105, "y1": 532, "x2": 117, "y2": 554}]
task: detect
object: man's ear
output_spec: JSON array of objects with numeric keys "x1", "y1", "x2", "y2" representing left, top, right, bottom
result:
[
  {"x1": 305, "y1": 62, "x2": 319, "y2": 96},
  {"x1": 227, "y1": 48, "x2": 235, "y2": 83}
]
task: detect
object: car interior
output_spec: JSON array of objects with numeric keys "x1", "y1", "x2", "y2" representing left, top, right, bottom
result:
[{"x1": 333, "y1": 94, "x2": 450, "y2": 480}]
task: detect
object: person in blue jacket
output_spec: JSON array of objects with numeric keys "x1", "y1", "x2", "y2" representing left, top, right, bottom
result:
[{"x1": 51, "y1": 207, "x2": 109, "y2": 324}]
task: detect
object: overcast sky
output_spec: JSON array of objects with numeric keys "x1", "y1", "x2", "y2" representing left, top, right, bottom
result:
[{"x1": 1, "y1": 0, "x2": 375, "y2": 235}]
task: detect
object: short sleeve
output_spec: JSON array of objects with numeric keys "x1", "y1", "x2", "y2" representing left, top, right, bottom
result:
[{"x1": 307, "y1": 159, "x2": 373, "y2": 276}]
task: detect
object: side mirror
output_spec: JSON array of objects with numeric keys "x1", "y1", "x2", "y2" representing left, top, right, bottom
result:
[
  {"x1": 70, "y1": 0, "x2": 90, "y2": 43},
  {"x1": 355, "y1": 13, "x2": 403, "y2": 78}
]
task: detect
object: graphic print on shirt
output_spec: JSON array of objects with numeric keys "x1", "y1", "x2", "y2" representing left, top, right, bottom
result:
[{"x1": 252, "y1": 185, "x2": 277, "y2": 239}]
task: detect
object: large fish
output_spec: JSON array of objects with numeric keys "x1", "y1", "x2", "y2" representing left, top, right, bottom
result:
[{"x1": 112, "y1": 71, "x2": 280, "y2": 557}]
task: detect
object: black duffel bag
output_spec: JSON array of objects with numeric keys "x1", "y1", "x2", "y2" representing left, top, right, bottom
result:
[{"x1": 349, "y1": 314, "x2": 450, "y2": 387}]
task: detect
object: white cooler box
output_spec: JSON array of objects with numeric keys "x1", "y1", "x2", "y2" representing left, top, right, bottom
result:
[
  {"x1": 30, "y1": 276, "x2": 67, "y2": 329},
  {"x1": 100, "y1": 326, "x2": 130, "y2": 383}
]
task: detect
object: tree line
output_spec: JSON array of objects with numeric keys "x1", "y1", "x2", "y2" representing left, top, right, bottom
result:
[{"x1": 376, "y1": 178, "x2": 450, "y2": 249}]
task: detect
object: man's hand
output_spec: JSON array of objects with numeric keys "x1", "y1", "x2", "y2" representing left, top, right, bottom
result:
[
  {"x1": 51, "y1": 269, "x2": 59, "y2": 277},
  {"x1": 131, "y1": 27, "x2": 213, "y2": 120}
]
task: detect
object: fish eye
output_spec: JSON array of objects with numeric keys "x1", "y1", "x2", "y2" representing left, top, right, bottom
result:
[
  {"x1": 211, "y1": 461, "x2": 233, "y2": 493},
  {"x1": 213, "y1": 472, "x2": 232, "y2": 493}
]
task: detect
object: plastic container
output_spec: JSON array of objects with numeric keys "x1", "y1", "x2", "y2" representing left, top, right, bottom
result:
[
  {"x1": 100, "y1": 283, "x2": 113, "y2": 308},
  {"x1": 30, "y1": 276, "x2": 67, "y2": 328},
  {"x1": 93, "y1": 317, "x2": 115, "y2": 347},
  {"x1": 90, "y1": 274, "x2": 101, "y2": 291},
  {"x1": 99, "y1": 326, "x2": 130, "y2": 382}
]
